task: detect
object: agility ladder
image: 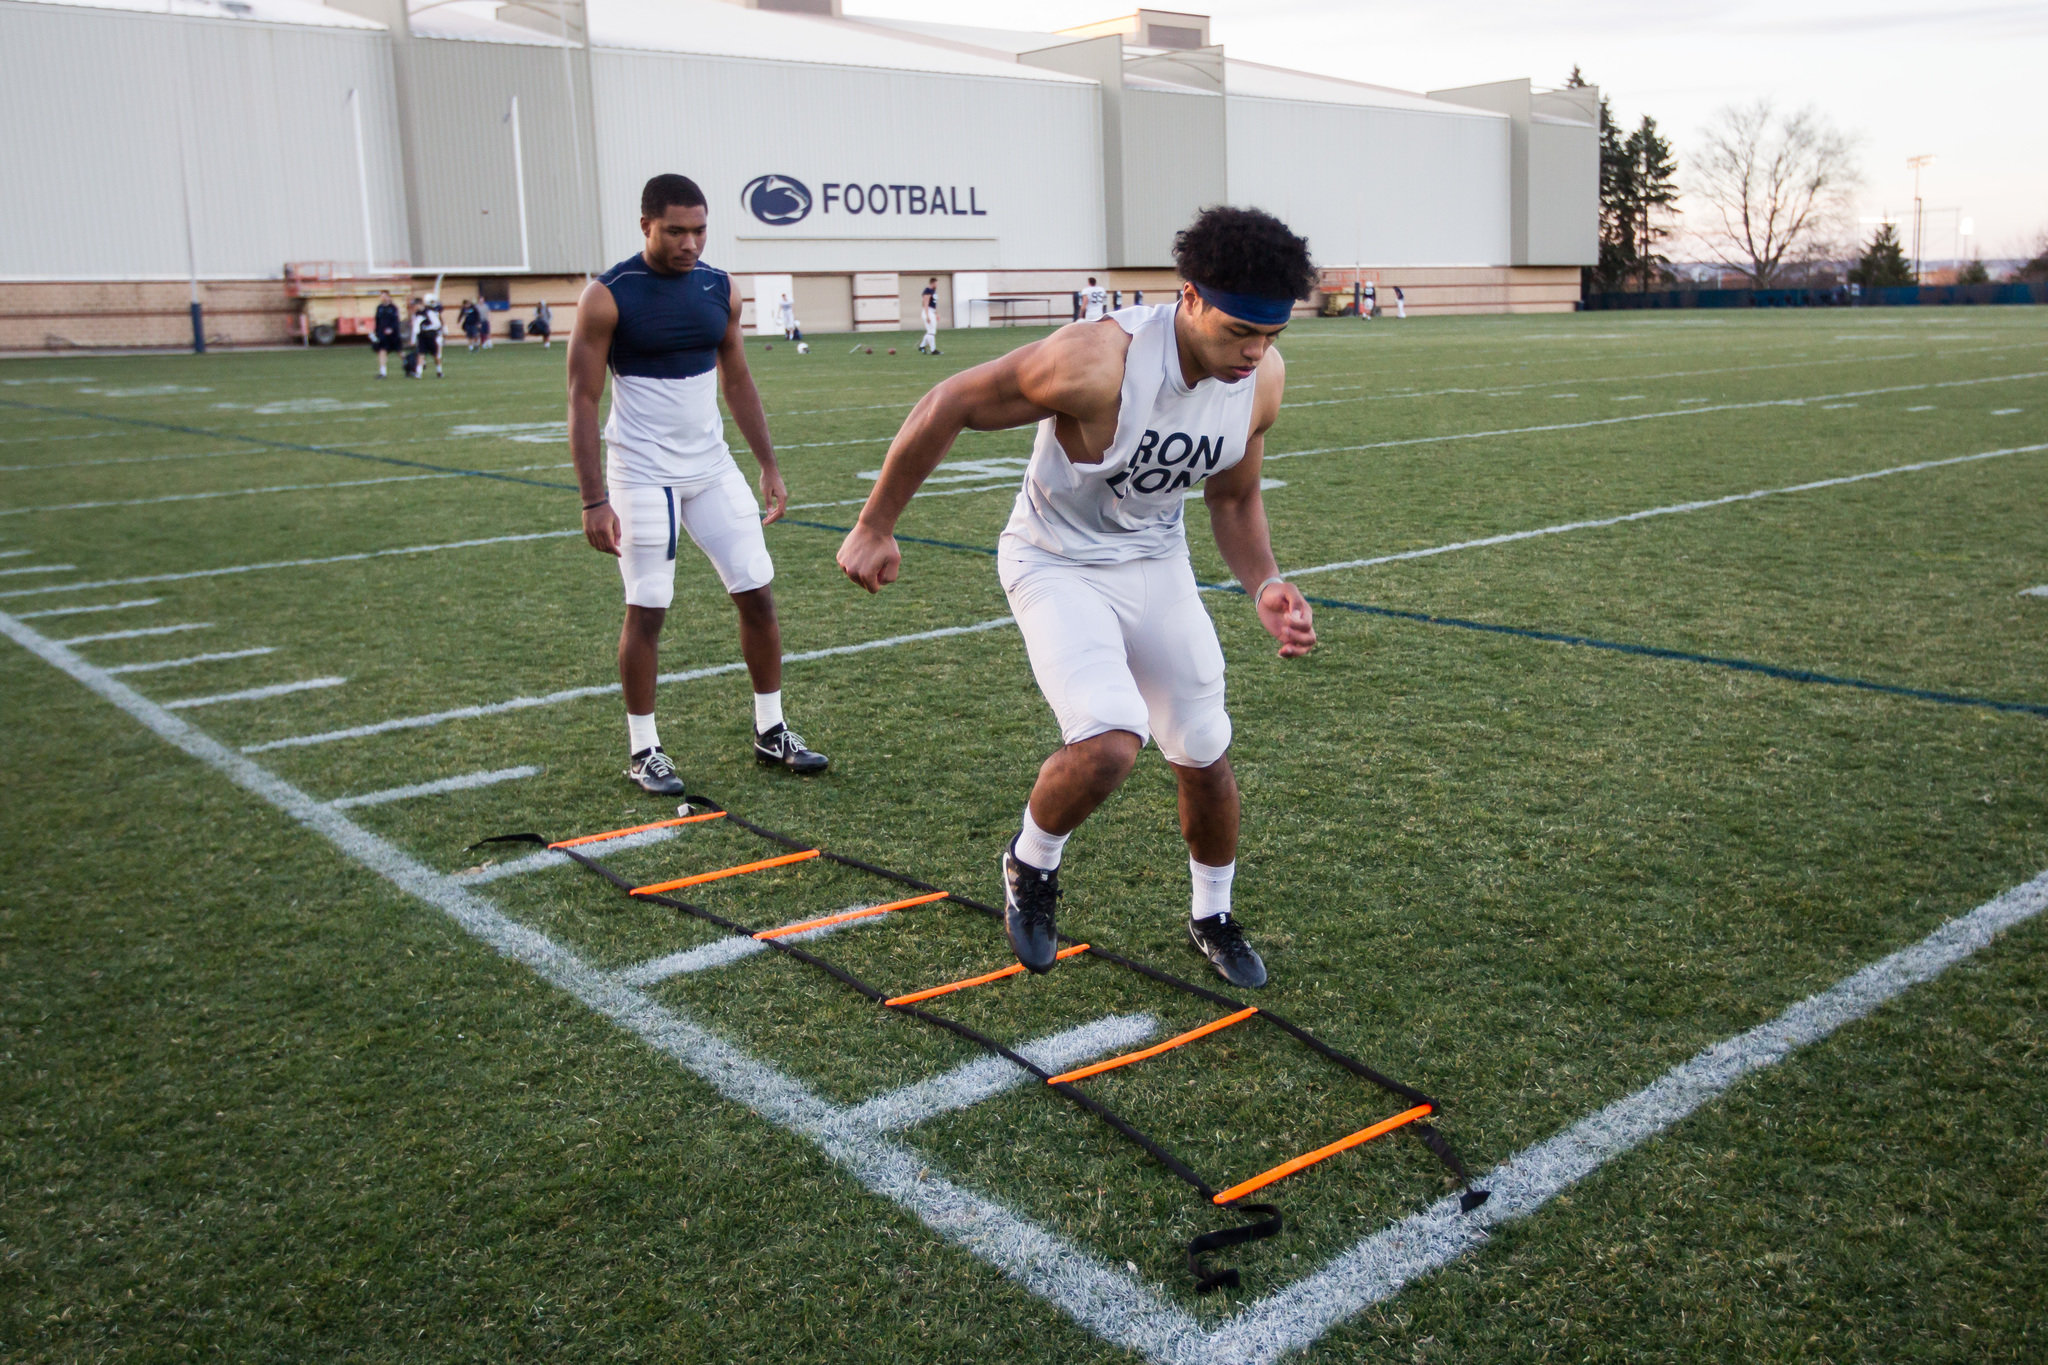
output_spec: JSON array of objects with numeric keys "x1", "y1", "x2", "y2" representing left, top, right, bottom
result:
[{"x1": 475, "y1": 797, "x2": 1487, "y2": 1291}]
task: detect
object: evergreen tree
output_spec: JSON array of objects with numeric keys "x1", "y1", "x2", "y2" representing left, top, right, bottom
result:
[
  {"x1": 1956, "y1": 259, "x2": 1989, "y2": 285},
  {"x1": 1849, "y1": 223, "x2": 1914, "y2": 287},
  {"x1": 1569, "y1": 70, "x2": 1679, "y2": 293}
]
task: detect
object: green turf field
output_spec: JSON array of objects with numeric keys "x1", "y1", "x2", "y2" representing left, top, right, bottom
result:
[{"x1": 2, "y1": 307, "x2": 2044, "y2": 1362}]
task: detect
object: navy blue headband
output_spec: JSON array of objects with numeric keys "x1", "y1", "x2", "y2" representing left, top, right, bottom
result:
[{"x1": 1191, "y1": 282, "x2": 1295, "y2": 327}]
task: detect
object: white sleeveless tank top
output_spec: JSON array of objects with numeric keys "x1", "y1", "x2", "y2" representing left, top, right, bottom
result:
[{"x1": 1000, "y1": 302, "x2": 1257, "y2": 566}]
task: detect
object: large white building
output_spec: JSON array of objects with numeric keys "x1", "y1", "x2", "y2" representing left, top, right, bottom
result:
[{"x1": 0, "y1": 0, "x2": 1598, "y2": 348}]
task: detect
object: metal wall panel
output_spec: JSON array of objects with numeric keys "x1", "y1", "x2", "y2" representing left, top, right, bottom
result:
[
  {"x1": 395, "y1": 37, "x2": 600, "y2": 273},
  {"x1": 1225, "y1": 97, "x2": 1511, "y2": 268},
  {"x1": 0, "y1": 2, "x2": 409, "y2": 279},
  {"x1": 589, "y1": 49, "x2": 1103, "y2": 274},
  {"x1": 1120, "y1": 86, "x2": 1225, "y2": 267},
  {"x1": 1524, "y1": 119, "x2": 1598, "y2": 266}
]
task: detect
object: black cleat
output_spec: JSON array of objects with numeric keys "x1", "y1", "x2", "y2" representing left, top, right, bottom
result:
[
  {"x1": 1001, "y1": 839, "x2": 1060, "y2": 973},
  {"x1": 1188, "y1": 913, "x2": 1268, "y2": 989},
  {"x1": 754, "y1": 723, "x2": 828, "y2": 774},
  {"x1": 626, "y1": 746, "x2": 685, "y2": 795}
]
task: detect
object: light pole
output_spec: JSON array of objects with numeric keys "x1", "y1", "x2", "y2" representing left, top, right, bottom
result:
[{"x1": 1907, "y1": 154, "x2": 1935, "y2": 284}]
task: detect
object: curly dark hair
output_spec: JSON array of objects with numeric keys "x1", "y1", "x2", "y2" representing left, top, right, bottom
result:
[{"x1": 1172, "y1": 206, "x2": 1317, "y2": 301}]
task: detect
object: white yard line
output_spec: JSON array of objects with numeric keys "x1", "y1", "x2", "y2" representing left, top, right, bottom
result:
[
  {"x1": 0, "y1": 531, "x2": 581, "y2": 600},
  {"x1": 58, "y1": 621, "x2": 212, "y2": 645},
  {"x1": 327, "y1": 765, "x2": 541, "y2": 810},
  {"x1": 0, "y1": 447, "x2": 250, "y2": 473},
  {"x1": 1282, "y1": 442, "x2": 2048, "y2": 581},
  {"x1": 0, "y1": 549, "x2": 31, "y2": 557},
  {"x1": 613, "y1": 905, "x2": 897, "y2": 986},
  {"x1": 161, "y1": 676, "x2": 347, "y2": 709},
  {"x1": 843, "y1": 1014, "x2": 1160, "y2": 1134},
  {"x1": 100, "y1": 646, "x2": 274, "y2": 675},
  {"x1": 455, "y1": 824, "x2": 684, "y2": 884},
  {"x1": 1264, "y1": 370, "x2": 2048, "y2": 464},
  {"x1": 2022, "y1": 586, "x2": 2048, "y2": 599},
  {"x1": 14, "y1": 597, "x2": 162, "y2": 618},
  {"x1": 241, "y1": 617, "x2": 1017, "y2": 753},
  {"x1": 0, "y1": 563, "x2": 75, "y2": 576},
  {"x1": 0, "y1": 607, "x2": 1206, "y2": 1362},
  {"x1": 0, "y1": 473, "x2": 459, "y2": 517},
  {"x1": 1200, "y1": 867, "x2": 2048, "y2": 1365},
  {"x1": 8, "y1": 601, "x2": 2048, "y2": 1364}
]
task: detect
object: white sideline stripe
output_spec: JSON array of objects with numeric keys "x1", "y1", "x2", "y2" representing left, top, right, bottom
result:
[
  {"x1": 454, "y1": 824, "x2": 681, "y2": 883},
  {"x1": 100, "y1": 646, "x2": 274, "y2": 674},
  {"x1": 14, "y1": 597, "x2": 162, "y2": 618},
  {"x1": 0, "y1": 563, "x2": 75, "y2": 576},
  {"x1": 1202, "y1": 866, "x2": 2048, "y2": 1365},
  {"x1": 240, "y1": 617, "x2": 1018, "y2": 753},
  {"x1": 1263, "y1": 370, "x2": 2048, "y2": 464},
  {"x1": 0, "y1": 446, "x2": 249, "y2": 472},
  {"x1": 162, "y1": 676, "x2": 347, "y2": 708},
  {"x1": 1284, "y1": 442, "x2": 2048, "y2": 581},
  {"x1": 328, "y1": 765, "x2": 541, "y2": 810},
  {"x1": 614, "y1": 905, "x2": 892, "y2": 986},
  {"x1": 0, "y1": 608, "x2": 1208, "y2": 1364},
  {"x1": 844, "y1": 1014, "x2": 1161, "y2": 1135},
  {"x1": 58, "y1": 621, "x2": 212, "y2": 645},
  {"x1": 0, "y1": 472, "x2": 457, "y2": 516},
  {"x1": 0, "y1": 530, "x2": 582, "y2": 600},
  {"x1": 10, "y1": 541, "x2": 2048, "y2": 1362},
  {"x1": 787, "y1": 482, "x2": 1013, "y2": 512}
]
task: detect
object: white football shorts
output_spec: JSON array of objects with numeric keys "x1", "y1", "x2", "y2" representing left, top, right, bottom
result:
[
  {"x1": 998, "y1": 547, "x2": 1231, "y2": 768},
  {"x1": 611, "y1": 462, "x2": 774, "y2": 606}
]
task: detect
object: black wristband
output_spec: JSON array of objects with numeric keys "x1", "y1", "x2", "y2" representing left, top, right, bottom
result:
[{"x1": 582, "y1": 496, "x2": 608, "y2": 511}]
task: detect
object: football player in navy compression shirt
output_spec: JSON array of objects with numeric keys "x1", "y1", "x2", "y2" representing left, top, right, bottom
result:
[{"x1": 568, "y1": 173, "x2": 827, "y2": 793}]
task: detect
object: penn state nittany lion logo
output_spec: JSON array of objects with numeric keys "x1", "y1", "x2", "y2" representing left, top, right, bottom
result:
[{"x1": 742, "y1": 175, "x2": 812, "y2": 226}]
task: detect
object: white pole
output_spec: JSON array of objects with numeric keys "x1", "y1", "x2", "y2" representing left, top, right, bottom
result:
[
  {"x1": 507, "y1": 94, "x2": 531, "y2": 274},
  {"x1": 349, "y1": 87, "x2": 376, "y2": 272}
]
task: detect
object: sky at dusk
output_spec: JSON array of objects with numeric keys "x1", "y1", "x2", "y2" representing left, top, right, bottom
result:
[{"x1": 850, "y1": 1, "x2": 2048, "y2": 265}]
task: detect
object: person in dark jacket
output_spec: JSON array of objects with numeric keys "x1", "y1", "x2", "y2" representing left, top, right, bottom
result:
[{"x1": 371, "y1": 290, "x2": 403, "y2": 378}]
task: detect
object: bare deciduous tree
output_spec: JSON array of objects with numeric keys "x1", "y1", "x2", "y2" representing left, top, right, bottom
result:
[{"x1": 1689, "y1": 100, "x2": 1861, "y2": 288}]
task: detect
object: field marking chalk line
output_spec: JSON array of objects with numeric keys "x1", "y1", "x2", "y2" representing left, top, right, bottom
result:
[
  {"x1": 1283, "y1": 441, "x2": 2048, "y2": 580},
  {"x1": 162, "y1": 677, "x2": 347, "y2": 709},
  {"x1": 328, "y1": 765, "x2": 542, "y2": 810},
  {"x1": 242, "y1": 617, "x2": 1017, "y2": 753},
  {"x1": 101, "y1": 647, "x2": 274, "y2": 675},
  {"x1": 7, "y1": 603, "x2": 2048, "y2": 1365}
]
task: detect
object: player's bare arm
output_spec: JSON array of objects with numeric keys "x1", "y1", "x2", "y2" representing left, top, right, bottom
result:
[
  {"x1": 717, "y1": 277, "x2": 785, "y2": 525},
  {"x1": 836, "y1": 320, "x2": 1129, "y2": 592},
  {"x1": 1204, "y1": 349, "x2": 1315, "y2": 658},
  {"x1": 567, "y1": 278, "x2": 620, "y2": 556}
]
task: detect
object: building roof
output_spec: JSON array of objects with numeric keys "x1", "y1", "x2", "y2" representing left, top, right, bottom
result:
[
  {"x1": 11, "y1": 0, "x2": 381, "y2": 28},
  {"x1": 585, "y1": 0, "x2": 1093, "y2": 82},
  {"x1": 1224, "y1": 58, "x2": 1505, "y2": 117},
  {"x1": 407, "y1": 0, "x2": 576, "y2": 45}
]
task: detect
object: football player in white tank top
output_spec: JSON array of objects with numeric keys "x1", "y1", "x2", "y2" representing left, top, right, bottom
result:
[{"x1": 838, "y1": 207, "x2": 1318, "y2": 989}]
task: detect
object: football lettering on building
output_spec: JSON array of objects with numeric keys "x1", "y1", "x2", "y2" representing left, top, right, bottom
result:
[
  {"x1": 822, "y1": 184, "x2": 987, "y2": 216},
  {"x1": 1107, "y1": 430, "x2": 1226, "y2": 497}
]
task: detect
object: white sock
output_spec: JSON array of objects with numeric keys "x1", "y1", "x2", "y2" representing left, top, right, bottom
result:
[
  {"x1": 1190, "y1": 858, "x2": 1236, "y2": 920},
  {"x1": 627, "y1": 712, "x2": 660, "y2": 755},
  {"x1": 1015, "y1": 804, "x2": 1071, "y2": 870},
  {"x1": 753, "y1": 690, "x2": 783, "y2": 735}
]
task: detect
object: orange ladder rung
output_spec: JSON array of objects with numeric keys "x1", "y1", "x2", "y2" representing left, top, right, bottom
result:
[
  {"x1": 549, "y1": 810, "x2": 726, "y2": 849},
  {"x1": 1211, "y1": 1103, "x2": 1435, "y2": 1205},
  {"x1": 632, "y1": 847, "x2": 820, "y2": 895},
  {"x1": 1045, "y1": 1006, "x2": 1258, "y2": 1086},
  {"x1": 753, "y1": 891, "x2": 949, "y2": 941},
  {"x1": 885, "y1": 943, "x2": 1091, "y2": 1007}
]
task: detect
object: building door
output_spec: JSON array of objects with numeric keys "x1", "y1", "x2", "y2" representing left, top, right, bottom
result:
[{"x1": 792, "y1": 274, "x2": 853, "y2": 335}]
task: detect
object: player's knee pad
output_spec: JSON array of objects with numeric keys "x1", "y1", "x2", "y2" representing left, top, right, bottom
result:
[
  {"x1": 721, "y1": 548, "x2": 775, "y2": 595},
  {"x1": 1162, "y1": 707, "x2": 1232, "y2": 768},
  {"x1": 619, "y1": 545, "x2": 677, "y2": 609}
]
